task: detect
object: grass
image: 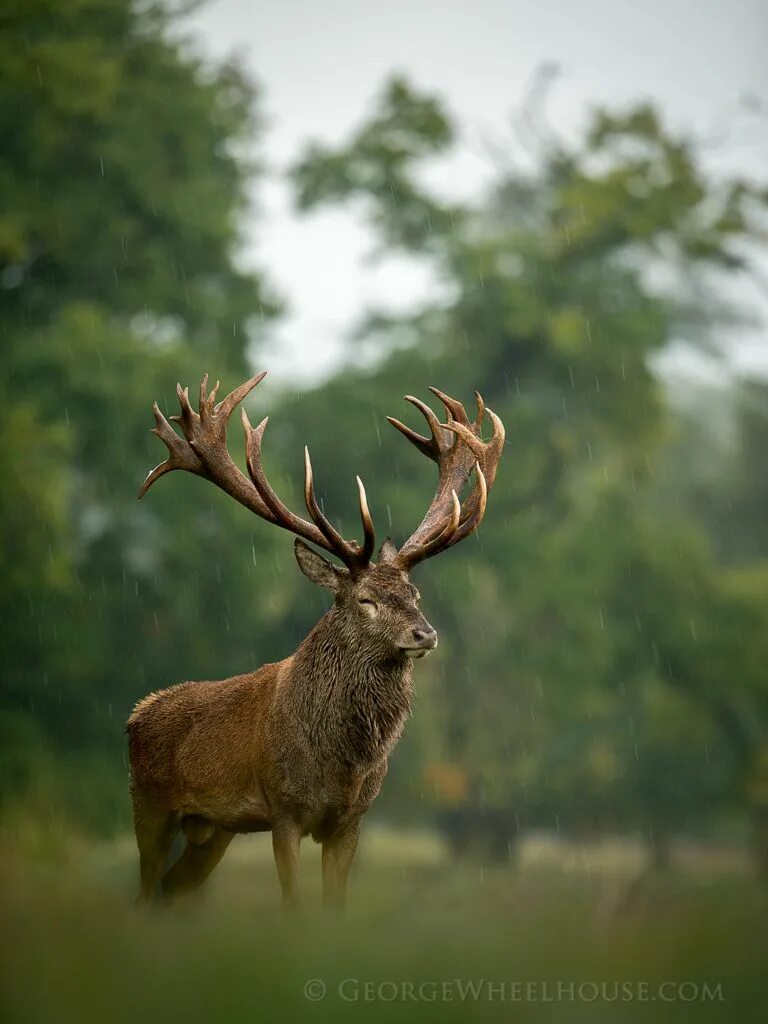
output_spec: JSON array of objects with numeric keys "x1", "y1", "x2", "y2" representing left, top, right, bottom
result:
[{"x1": 1, "y1": 823, "x2": 766, "y2": 1023}]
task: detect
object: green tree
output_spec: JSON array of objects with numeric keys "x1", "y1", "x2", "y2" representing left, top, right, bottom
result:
[
  {"x1": 0, "y1": 0, "x2": 279, "y2": 828},
  {"x1": 286, "y1": 77, "x2": 767, "y2": 860}
]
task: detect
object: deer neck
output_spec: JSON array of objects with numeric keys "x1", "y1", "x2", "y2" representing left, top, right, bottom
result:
[{"x1": 286, "y1": 608, "x2": 413, "y2": 765}]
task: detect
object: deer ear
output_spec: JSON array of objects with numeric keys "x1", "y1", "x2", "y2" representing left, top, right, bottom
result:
[
  {"x1": 294, "y1": 539, "x2": 347, "y2": 592},
  {"x1": 377, "y1": 537, "x2": 398, "y2": 564}
]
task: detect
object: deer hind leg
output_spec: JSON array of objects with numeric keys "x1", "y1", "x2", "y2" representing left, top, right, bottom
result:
[
  {"x1": 132, "y1": 795, "x2": 179, "y2": 904},
  {"x1": 161, "y1": 824, "x2": 234, "y2": 900},
  {"x1": 322, "y1": 820, "x2": 360, "y2": 912}
]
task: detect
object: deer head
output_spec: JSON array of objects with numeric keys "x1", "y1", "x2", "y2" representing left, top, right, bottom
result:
[{"x1": 139, "y1": 372, "x2": 504, "y2": 658}]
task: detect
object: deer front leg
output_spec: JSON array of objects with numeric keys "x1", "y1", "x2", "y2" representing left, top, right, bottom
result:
[
  {"x1": 322, "y1": 819, "x2": 360, "y2": 912},
  {"x1": 272, "y1": 818, "x2": 303, "y2": 912}
]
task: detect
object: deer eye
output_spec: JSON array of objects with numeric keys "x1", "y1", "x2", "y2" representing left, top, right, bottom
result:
[{"x1": 358, "y1": 598, "x2": 378, "y2": 619}]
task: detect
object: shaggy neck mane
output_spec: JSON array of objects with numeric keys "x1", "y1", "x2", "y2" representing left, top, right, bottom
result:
[{"x1": 282, "y1": 607, "x2": 414, "y2": 767}]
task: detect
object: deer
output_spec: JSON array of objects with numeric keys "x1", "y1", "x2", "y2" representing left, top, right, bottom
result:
[{"x1": 127, "y1": 371, "x2": 504, "y2": 910}]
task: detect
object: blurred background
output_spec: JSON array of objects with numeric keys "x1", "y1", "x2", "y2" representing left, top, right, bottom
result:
[{"x1": 2, "y1": 1, "x2": 768, "y2": 1021}]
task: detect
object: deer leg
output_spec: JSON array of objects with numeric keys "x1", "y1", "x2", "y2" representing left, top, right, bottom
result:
[
  {"x1": 322, "y1": 819, "x2": 360, "y2": 911},
  {"x1": 272, "y1": 819, "x2": 303, "y2": 911},
  {"x1": 161, "y1": 826, "x2": 234, "y2": 900},
  {"x1": 132, "y1": 797, "x2": 178, "y2": 904}
]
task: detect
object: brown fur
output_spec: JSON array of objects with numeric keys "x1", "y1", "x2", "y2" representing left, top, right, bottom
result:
[
  {"x1": 127, "y1": 553, "x2": 435, "y2": 909},
  {"x1": 130, "y1": 374, "x2": 503, "y2": 910}
]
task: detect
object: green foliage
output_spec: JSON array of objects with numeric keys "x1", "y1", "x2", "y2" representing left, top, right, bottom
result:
[
  {"x1": 0, "y1": 0, "x2": 271, "y2": 337},
  {"x1": 294, "y1": 76, "x2": 456, "y2": 251},
  {"x1": 2, "y1": 4, "x2": 766, "y2": 868},
  {"x1": 0, "y1": 0, "x2": 279, "y2": 824},
  {"x1": 288, "y1": 77, "x2": 768, "y2": 853},
  {"x1": 664, "y1": 378, "x2": 768, "y2": 565}
]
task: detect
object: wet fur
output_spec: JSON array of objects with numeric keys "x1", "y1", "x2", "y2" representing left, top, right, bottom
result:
[{"x1": 127, "y1": 558, "x2": 431, "y2": 906}]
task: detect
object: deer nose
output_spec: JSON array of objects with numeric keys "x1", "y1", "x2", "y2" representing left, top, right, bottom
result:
[{"x1": 412, "y1": 627, "x2": 438, "y2": 648}]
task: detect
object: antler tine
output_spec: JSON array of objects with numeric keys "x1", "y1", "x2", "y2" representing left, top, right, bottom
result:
[
  {"x1": 169, "y1": 382, "x2": 196, "y2": 433},
  {"x1": 385, "y1": 393, "x2": 448, "y2": 464},
  {"x1": 388, "y1": 387, "x2": 504, "y2": 570},
  {"x1": 216, "y1": 370, "x2": 268, "y2": 422},
  {"x1": 404, "y1": 394, "x2": 444, "y2": 442},
  {"x1": 447, "y1": 462, "x2": 488, "y2": 547},
  {"x1": 138, "y1": 401, "x2": 204, "y2": 498},
  {"x1": 385, "y1": 416, "x2": 434, "y2": 461},
  {"x1": 443, "y1": 406, "x2": 505, "y2": 490},
  {"x1": 240, "y1": 413, "x2": 375, "y2": 572},
  {"x1": 474, "y1": 390, "x2": 485, "y2": 428},
  {"x1": 303, "y1": 448, "x2": 377, "y2": 569},
  {"x1": 240, "y1": 413, "x2": 330, "y2": 552},
  {"x1": 139, "y1": 371, "x2": 281, "y2": 523},
  {"x1": 140, "y1": 372, "x2": 496, "y2": 576},
  {"x1": 199, "y1": 373, "x2": 209, "y2": 416},
  {"x1": 402, "y1": 490, "x2": 461, "y2": 567},
  {"x1": 141, "y1": 371, "x2": 379, "y2": 573},
  {"x1": 198, "y1": 372, "x2": 221, "y2": 420},
  {"x1": 428, "y1": 386, "x2": 471, "y2": 426},
  {"x1": 440, "y1": 404, "x2": 501, "y2": 535},
  {"x1": 356, "y1": 475, "x2": 376, "y2": 563},
  {"x1": 303, "y1": 447, "x2": 352, "y2": 555}
]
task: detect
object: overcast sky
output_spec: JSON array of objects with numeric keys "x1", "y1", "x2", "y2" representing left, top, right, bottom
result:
[{"x1": 186, "y1": 0, "x2": 768, "y2": 384}]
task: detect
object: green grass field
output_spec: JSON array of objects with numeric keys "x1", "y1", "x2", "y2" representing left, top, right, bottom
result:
[{"x1": 2, "y1": 824, "x2": 766, "y2": 1023}]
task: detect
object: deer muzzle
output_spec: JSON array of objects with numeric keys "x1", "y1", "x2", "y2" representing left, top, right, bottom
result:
[{"x1": 402, "y1": 624, "x2": 438, "y2": 658}]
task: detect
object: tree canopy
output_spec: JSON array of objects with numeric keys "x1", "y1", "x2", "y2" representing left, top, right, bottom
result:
[
  {"x1": 286, "y1": 77, "x2": 768, "y2": 857},
  {"x1": 2, "y1": 7, "x2": 766, "y2": 868},
  {"x1": 1, "y1": 0, "x2": 279, "y2": 828}
]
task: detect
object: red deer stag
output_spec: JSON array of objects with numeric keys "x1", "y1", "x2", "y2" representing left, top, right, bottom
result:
[{"x1": 128, "y1": 371, "x2": 504, "y2": 909}]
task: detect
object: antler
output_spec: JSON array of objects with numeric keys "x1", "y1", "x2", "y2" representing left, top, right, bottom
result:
[
  {"x1": 387, "y1": 387, "x2": 505, "y2": 570},
  {"x1": 139, "y1": 372, "x2": 375, "y2": 574}
]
